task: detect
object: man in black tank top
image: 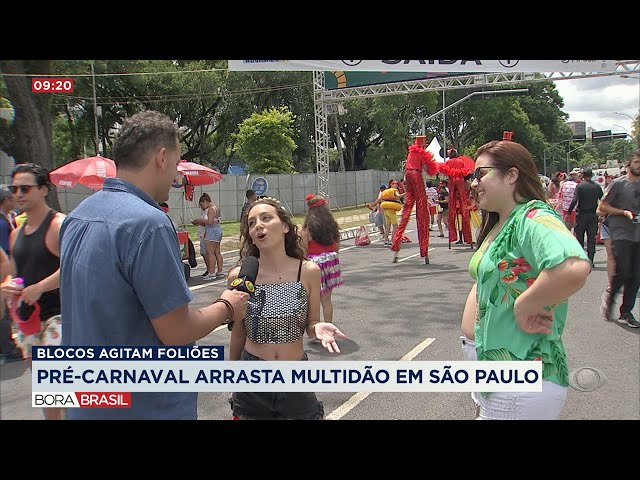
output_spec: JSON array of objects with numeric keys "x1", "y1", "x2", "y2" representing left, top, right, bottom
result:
[{"x1": 0, "y1": 163, "x2": 66, "y2": 420}]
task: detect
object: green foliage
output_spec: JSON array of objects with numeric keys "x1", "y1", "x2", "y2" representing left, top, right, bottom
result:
[
  {"x1": 4, "y1": 60, "x2": 637, "y2": 178},
  {"x1": 233, "y1": 107, "x2": 298, "y2": 174},
  {"x1": 51, "y1": 115, "x2": 75, "y2": 168}
]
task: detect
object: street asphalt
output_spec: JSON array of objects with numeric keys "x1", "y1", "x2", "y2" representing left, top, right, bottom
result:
[{"x1": 1, "y1": 216, "x2": 638, "y2": 421}]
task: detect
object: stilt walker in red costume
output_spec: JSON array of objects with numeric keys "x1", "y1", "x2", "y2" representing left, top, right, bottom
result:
[
  {"x1": 391, "y1": 136, "x2": 438, "y2": 264},
  {"x1": 437, "y1": 147, "x2": 475, "y2": 248}
]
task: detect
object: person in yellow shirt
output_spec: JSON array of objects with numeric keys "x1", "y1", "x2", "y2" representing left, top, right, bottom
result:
[
  {"x1": 14, "y1": 211, "x2": 27, "y2": 227},
  {"x1": 370, "y1": 180, "x2": 403, "y2": 246}
]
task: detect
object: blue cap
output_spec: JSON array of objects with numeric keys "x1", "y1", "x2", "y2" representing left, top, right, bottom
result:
[{"x1": 379, "y1": 184, "x2": 386, "y2": 190}]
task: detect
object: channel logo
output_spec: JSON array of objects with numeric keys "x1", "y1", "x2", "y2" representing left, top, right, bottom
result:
[{"x1": 32, "y1": 392, "x2": 131, "y2": 408}]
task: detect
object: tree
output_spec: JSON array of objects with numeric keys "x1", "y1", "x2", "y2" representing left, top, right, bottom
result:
[
  {"x1": 359, "y1": 92, "x2": 439, "y2": 170},
  {"x1": 631, "y1": 111, "x2": 639, "y2": 146},
  {"x1": 0, "y1": 60, "x2": 61, "y2": 211},
  {"x1": 233, "y1": 107, "x2": 298, "y2": 174}
]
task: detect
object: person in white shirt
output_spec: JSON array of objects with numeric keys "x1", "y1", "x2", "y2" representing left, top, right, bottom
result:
[
  {"x1": 425, "y1": 180, "x2": 439, "y2": 231},
  {"x1": 559, "y1": 172, "x2": 579, "y2": 230}
]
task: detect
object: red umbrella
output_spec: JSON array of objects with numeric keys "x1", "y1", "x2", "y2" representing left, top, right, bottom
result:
[
  {"x1": 176, "y1": 160, "x2": 223, "y2": 186},
  {"x1": 50, "y1": 155, "x2": 116, "y2": 190}
]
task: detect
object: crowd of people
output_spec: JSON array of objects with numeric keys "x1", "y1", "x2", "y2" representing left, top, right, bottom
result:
[
  {"x1": 1, "y1": 108, "x2": 637, "y2": 421},
  {"x1": 545, "y1": 161, "x2": 640, "y2": 328}
]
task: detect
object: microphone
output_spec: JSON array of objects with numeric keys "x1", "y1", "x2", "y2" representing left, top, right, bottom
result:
[
  {"x1": 226, "y1": 256, "x2": 259, "y2": 331},
  {"x1": 228, "y1": 255, "x2": 259, "y2": 295}
]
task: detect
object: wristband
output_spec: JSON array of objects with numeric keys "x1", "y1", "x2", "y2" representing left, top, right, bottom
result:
[{"x1": 212, "y1": 298, "x2": 234, "y2": 322}]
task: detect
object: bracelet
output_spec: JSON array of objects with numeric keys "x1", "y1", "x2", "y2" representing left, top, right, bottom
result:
[{"x1": 212, "y1": 298, "x2": 234, "y2": 322}]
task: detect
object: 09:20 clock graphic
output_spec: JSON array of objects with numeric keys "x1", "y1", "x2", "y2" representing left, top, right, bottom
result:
[{"x1": 31, "y1": 78, "x2": 74, "y2": 93}]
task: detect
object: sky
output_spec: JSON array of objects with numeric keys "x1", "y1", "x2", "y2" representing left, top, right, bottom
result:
[{"x1": 553, "y1": 74, "x2": 639, "y2": 136}]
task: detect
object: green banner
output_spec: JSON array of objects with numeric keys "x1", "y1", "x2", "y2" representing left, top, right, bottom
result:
[{"x1": 324, "y1": 71, "x2": 462, "y2": 90}]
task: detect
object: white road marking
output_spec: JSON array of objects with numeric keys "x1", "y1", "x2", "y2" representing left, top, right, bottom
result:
[
  {"x1": 189, "y1": 281, "x2": 225, "y2": 292},
  {"x1": 325, "y1": 337, "x2": 436, "y2": 420},
  {"x1": 397, "y1": 247, "x2": 434, "y2": 262}
]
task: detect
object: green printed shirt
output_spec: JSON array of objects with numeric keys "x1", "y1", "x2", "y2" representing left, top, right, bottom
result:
[{"x1": 469, "y1": 200, "x2": 588, "y2": 387}]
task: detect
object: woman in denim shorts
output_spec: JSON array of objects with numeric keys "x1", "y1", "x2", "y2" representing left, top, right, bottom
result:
[
  {"x1": 227, "y1": 197, "x2": 347, "y2": 420},
  {"x1": 192, "y1": 194, "x2": 224, "y2": 280}
]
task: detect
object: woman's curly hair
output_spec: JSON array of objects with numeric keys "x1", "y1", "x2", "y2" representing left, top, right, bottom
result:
[
  {"x1": 303, "y1": 194, "x2": 340, "y2": 246},
  {"x1": 238, "y1": 197, "x2": 304, "y2": 262}
]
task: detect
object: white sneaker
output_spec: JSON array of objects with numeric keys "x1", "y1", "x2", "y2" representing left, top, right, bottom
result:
[{"x1": 202, "y1": 273, "x2": 217, "y2": 280}]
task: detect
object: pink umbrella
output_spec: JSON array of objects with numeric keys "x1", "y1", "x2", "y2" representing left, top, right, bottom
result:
[
  {"x1": 49, "y1": 155, "x2": 116, "y2": 190},
  {"x1": 176, "y1": 160, "x2": 223, "y2": 186}
]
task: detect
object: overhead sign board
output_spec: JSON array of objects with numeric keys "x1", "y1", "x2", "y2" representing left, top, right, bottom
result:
[{"x1": 228, "y1": 60, "x2": 616, "y2": 73}]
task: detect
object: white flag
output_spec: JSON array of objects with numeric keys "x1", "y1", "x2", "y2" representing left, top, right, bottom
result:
[{"x1": 427, "y1": 137, "x2": 445, "y2": 163}]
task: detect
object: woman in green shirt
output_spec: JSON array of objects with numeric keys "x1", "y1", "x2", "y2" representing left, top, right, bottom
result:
[{"x1": 461, "y1": 139, "x2": 591, "y2": 420}]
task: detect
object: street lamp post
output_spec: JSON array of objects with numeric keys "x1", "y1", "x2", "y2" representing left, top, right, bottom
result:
[
  {"x1": 91, "y1": 61, "x2": 101, "y2": 155},
  {"x1": 544, "y1": 139, "x2": 572, "y2": 175},
  {"x1": 613, "y1": 112, "x2": 634, "y2": 121},
  {"x1": 613, "y1": 112, "x2": 635, "y2": 145},
  {"x1": 442, "y1": 89, "x2": 446, "y2": 159},
  {"x1": 420, "y1": 88, "x2": 529, "y2": 149},
  {"x1": 566, "y1": 143, "x2": 594, "y2": 173}
]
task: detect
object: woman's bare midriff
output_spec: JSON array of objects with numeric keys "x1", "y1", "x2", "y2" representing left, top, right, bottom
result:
[
  {"x1": 461, "y1": 315, "x2": 475, "y2": 341},
  {"x1": 244, "y1": 338, "x2": 306, "y2": 360}
]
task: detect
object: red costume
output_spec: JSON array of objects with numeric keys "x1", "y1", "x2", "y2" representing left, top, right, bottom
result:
[
  {"x1": 391, "y1": 137, "x2": 437, "y2": 264},
  {"x1": 438, "y1": 149, "x2": 474, "y2": 245}
]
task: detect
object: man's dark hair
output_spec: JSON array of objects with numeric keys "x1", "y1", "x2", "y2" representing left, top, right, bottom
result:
[
  {"x1": 11, "y1": 163, "x2": 51, "y2": 189},
  {"x1": 245, "y1": 189, "x2": 256, "y2": 199},
  {"x1": 581, "y1": 168, "x2": 592, "y2": 178},
  {"x1": 113, "y1": 110, "x2": 181, "y2": 171},
  {"x1": 627, "y1": 149, "x2": 640, "y2": 165}
]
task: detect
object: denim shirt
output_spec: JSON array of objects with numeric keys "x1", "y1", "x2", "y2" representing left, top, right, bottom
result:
[{"x1": 60, "y1": 177, "x2": 195, "y2": 420}]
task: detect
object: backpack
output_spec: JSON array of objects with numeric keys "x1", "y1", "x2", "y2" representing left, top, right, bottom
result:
[{"x1": 187, "y1": 238, "x2": 197, "y2": 267}]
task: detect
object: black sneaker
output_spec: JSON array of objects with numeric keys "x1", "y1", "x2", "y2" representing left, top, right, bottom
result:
[
  {"x1": 618, "y1": 312, "x2": 640, "y2": 328},
  {"x1": 201, "y1": 271, "x2": 209, "y2": 277},
  {"x1": 600, "y1": 291, "x2": 614, "y2": 321}
]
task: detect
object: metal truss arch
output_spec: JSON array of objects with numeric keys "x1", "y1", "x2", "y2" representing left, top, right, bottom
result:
[{"x1": 313, "y1": 60, "x2": 639, "y2": 197}]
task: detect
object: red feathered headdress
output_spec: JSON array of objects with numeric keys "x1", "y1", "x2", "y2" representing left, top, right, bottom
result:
[
  {"x1": 437, "y1": 155, "x2": 475, "y2": 178},
  {"x1": 406, "y1": 142, "x2": 438, "y2": 176}
]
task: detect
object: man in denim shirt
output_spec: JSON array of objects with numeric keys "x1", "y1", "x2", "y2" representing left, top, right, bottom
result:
[{"x1": 60, "y1": 111, "x2": 248, "y2": 419}]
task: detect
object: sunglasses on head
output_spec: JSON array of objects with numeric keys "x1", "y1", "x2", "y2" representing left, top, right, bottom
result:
[
  {"x1": 473, "y1": 166, "x2": 502, "y2": 181},
  {"x1": 8, "y1": 184, "x2": 39, "y2": 194}
]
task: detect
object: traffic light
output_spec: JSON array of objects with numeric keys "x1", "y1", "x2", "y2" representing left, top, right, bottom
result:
[
  {"x1": 591, "y1": 130, "x2": 629, "y2": 143},
  {"x1": 591, "y1": 130, "x2": 611, "y2": 143},
  {"x1": 611, "y1": 133, "x2": 629, "y2": 140}
]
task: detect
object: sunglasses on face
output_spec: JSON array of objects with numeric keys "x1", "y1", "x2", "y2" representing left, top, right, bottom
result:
[
  {"x1": 8, "y1": 184, "x2": 39, "y2": 194},
  {"x1": 473, "y1": 166, "x2": 502, "y2": 181}
]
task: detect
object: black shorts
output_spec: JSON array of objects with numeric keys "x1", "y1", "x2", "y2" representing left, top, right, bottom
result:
[{"x1": 229, "y1": 349, "x2": 324, "y2": 420}]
